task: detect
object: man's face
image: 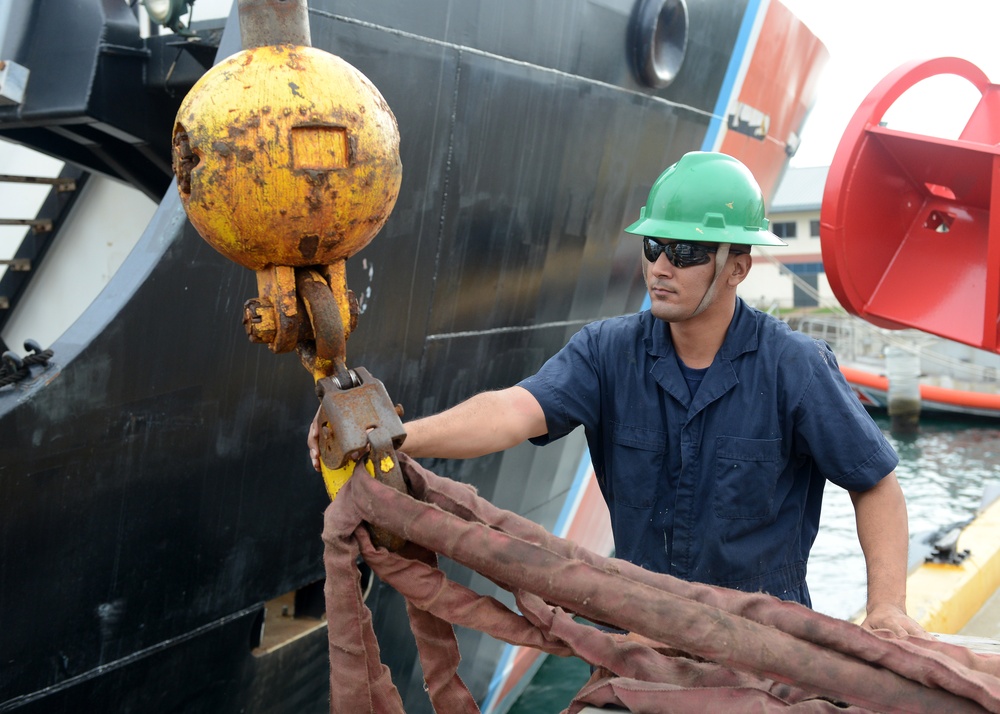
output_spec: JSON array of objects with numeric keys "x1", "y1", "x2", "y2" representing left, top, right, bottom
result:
[{"x1": 641, "y1": 238, "x2": 725, "y2": 323}]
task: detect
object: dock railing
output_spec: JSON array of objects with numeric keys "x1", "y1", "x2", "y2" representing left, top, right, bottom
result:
[{"x1": 746, "y1": 247, "x2": 1000, "y2": 392}]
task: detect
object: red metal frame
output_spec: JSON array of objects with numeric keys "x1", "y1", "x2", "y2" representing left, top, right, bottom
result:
[{"x1": 821, "y1": 57, "x2": 1000, "y2": 352}]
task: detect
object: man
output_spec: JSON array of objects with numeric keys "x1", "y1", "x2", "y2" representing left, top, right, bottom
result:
[{"x1": 310, "y1": 151, "x2": 924, "y2": 636}]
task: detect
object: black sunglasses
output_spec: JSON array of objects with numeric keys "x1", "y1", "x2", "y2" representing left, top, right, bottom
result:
[{"x1": 642, "y1": 237, "x2": 744, "y2": 268}]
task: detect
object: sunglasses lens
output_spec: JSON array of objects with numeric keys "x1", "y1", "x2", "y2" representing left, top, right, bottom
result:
[
  {"x1": 643, "y1": 238, "x2": 713, "y2": 267},
  {"x1": 643, "y1": 237, "x2": 663, "y2": 263},
  {"x1": 672, "y1": 243, "x2": 710, "y2": 267}
]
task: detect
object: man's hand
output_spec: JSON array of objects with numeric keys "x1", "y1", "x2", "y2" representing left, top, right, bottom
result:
[
  {"x1": 860, "y1": 602, "x2": 931, "y2": 639},
  {"x1": 307, "y1": 406, "x2": 322, "y2": 472},
  {"x1": 849, "y1": 473, "x2": 935, "y2": 639}
]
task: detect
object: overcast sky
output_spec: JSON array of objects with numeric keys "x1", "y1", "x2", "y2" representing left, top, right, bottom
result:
[{"x1": 781, "y1": 0, "x2": 1000, "y2": 167}]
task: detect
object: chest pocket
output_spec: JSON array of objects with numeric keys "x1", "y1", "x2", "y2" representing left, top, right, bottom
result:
[
  {"x1": 713, "y1": 436, "x2": 783, "y2": 519},
  {"x1": 608, "y1": 421, "x2": 667, "y2": 508}
]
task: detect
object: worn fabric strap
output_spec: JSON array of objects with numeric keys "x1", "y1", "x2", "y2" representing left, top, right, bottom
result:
[{"x1": 323, "y1": 453, "x2": 1000, "y2": 713}]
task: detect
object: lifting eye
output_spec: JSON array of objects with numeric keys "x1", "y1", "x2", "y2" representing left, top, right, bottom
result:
[{"x1": 630, "y1": 0, "x2": 689, "y2": 89}]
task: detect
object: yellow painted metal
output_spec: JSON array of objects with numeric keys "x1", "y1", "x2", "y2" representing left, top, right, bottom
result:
[
  {"x1": 322, "y1": 457, "x2": 375, "y2": 502},
  {"x1": 905, "y1": 496, "x2": 1000, "y2": 634},
  {"x1": 253, "y1": 265, "x2": 298, "y2": 352},
  {"x1": 329, "y1": 263, "x2": 353, "y2": 347},
  {"x1": 309, "y1": 262, "x2": 351, "y2": 380},
  {"x1": 173, "y1": 44, "x2": 402, "y2": 270}
]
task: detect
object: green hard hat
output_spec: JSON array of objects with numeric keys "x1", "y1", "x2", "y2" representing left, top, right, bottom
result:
[{"x1": 624, "y1": 151, "x2": 786, "y2": 246}]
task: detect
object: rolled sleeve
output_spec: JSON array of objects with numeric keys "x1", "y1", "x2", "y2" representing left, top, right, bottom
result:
[{"x1": 517, "y1": 324, "x2": 603, "y2": 445}]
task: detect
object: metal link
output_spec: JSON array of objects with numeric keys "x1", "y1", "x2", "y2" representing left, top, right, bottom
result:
[
  {"x1": 315, "y1": 364, "x2": 409, "y2": 550},
  {"x1": 333, "y1": 369, "x2": 362, "y2": 390},
  {"x1": 316, "y1": 368, "x2": 406, "y2": 471},
  {"x1": 297, "y1": 268, "x2": 352, "y2": 384}
]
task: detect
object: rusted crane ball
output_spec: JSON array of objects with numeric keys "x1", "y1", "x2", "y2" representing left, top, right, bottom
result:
[{"x1": 172, "y1": 44, "x2": 402, "y2": 270}]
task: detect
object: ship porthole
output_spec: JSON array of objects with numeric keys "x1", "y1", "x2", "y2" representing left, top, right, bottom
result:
[{"x1": 630, "y1": 0, "x2": 688, "y2": 89}]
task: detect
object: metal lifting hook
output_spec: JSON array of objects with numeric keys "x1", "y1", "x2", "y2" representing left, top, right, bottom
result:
[{"x1": 171, "y1": 0, "x2": 409, "y2": 547}]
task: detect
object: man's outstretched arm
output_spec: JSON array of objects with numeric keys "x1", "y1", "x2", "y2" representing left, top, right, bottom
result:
[
  {"x1": 308, "y1": 385, "x2": 548, "y2": 470},
  {"x1": 849, "y1": 472, "x2": 928, "y2": 638}
]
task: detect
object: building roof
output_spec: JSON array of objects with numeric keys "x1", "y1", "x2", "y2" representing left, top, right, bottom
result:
[{"x1": 770, "y1": 165, "x2": 829, "y2": 213}]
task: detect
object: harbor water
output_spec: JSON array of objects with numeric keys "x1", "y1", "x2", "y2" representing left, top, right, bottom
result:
[{"x1": 510, "y1": 414, "x2": 1000, "y2": 712}]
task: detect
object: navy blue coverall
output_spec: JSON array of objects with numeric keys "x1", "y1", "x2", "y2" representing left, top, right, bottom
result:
[{"x1": 518, "y1": 298, "x2": 898, "y2": 606}]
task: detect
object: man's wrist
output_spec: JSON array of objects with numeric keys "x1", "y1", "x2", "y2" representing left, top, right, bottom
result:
[{"x1": 867, "y1": 599, "x2": 907, "y2": 615}]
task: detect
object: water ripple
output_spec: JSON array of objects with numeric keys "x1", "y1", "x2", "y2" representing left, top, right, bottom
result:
[{"x1": 810, "y1": 416, "x2": 1000, "y2": 619}]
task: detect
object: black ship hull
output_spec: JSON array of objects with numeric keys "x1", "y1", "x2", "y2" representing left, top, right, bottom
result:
[{"x1": 0, "y1": 1, "x2": 824, "y2": 711}]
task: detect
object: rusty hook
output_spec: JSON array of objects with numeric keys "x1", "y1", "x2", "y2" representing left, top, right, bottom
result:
[{"x1": 296, "y1": 269, "x2": 352, "y2": 385}]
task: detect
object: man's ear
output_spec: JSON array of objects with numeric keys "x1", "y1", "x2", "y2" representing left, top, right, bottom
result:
[{"x1": 728, "y1": 252, "x2": 752, "y2": 286}]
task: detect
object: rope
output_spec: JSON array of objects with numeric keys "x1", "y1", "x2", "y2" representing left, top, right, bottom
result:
[{"x1": 0, "y1": 346, "x2": 53, "y2": 387}]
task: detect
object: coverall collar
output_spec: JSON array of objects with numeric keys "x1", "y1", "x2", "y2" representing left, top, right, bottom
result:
[
  {"x1": 645, "y1": 296, "x2": 760, "y2": 361},
  {"x1": 645, "y1": 297, "x2": 761, "y2": 413}
]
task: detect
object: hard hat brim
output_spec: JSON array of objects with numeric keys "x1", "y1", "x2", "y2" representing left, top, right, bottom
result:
[{"x1": 624, "y1": 216, "x2": 787, "y2": 247}]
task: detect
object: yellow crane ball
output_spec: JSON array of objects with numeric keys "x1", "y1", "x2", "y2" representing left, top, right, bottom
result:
[{"x1": 172, "y1": 44, "x2": 402, "y2": 271}]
